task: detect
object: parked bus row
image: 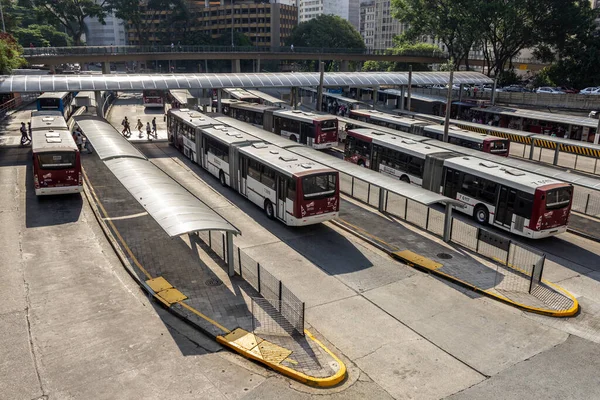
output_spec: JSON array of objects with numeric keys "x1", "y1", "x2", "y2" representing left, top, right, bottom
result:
[
  {"x1": 217, "y1": 99, "x2": 339, "y2": 150},
  {"x1": 167, "y1": 108, "x2": 340, "y2": 226},
  {"x1": 30, "y1": 110, "x2": 82, "y2": 196},
  {"x1": 348, "y1": 109, "x2": 511, "y2": 157}
]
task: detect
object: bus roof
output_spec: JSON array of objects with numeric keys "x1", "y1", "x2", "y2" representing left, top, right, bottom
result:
[
  {"x1": 229, "y1": 101, "x2": 278, "y2": 113},
  {"x1": 245, "y1": 89, "x2": 287, "y2": 105},
  {"x1": 423, "y1": 124, "x2": 502, "y2": 143},
  {"x1": 444, "y1": 156, "x2": 567, "y2": 193},
  {"x1": 273, "y1": 109, "x2": 336, "y2": 123},
  {"x1": 37, "y1": 92, "x2": 69, "y2": 100},
  {"x1": 354, "y1": 109, "x2": 430, "y2": 129},
  {"x1": 350, "y1": 128, "x2": 450, "y2": 158},
  {"x1": 201, "y1": 125, "x2": 262, "y2": 145},
  {"x1": 223, "y1": 88, "x2": 259, "y2": 101},
  {"x1": 472, "y1": 106, "x2": 599, "y2": 129},
  {"x1": 338, "y1": 116, "x2": 428, "y2": 142},
  {"x1": 239, "y1": 143, "x2": 333, "y2": 177},
  {"x1": 169, "y1": 109, "x2": 220, "y2": 128},
  {"x1": 31, "y1": 129, "x2": 78, "y2": 153},
  {"x1": 30, "y1": 113, "x2": 69, "y2": 131},
  {"x1": 214, "y1": 116, "x2": 298, "y2": 148}
]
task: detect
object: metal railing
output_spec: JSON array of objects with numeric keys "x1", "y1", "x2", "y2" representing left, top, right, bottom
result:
[
  {"x1": 197, "y1": 230, "x2": 305, "y2": 336},
  {"x1": 22, "y1": 45, "x2": 544, "y2": 65},
  {"x1": 0, "y1": 93, "x2": 39, "y2": 119},
  {"x1": 339, "y1": 172, "x2": 548, "y2": 295}
]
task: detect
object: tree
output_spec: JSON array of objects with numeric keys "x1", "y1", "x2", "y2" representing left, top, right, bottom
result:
[
  {"x1": 362, "y1": 41, "x2": 440, "y2": 72},
  {"x1": 35, "y1": 0, "x2": 108, "y2": 46},
  {"x1": 0, "y1": 33, "x2": 26, "y2": 74},
  {"x1": 14, "y1": 24, "x2": 72, "y2": 48},
  {"x1": 392, "y1": 0, "x2": 482, "y2": 70},
  {"x1": 287, "y1": 15, "x2": 365, "y2": 50}
]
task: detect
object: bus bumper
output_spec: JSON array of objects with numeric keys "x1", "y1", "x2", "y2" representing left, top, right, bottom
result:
[
  {"x1": 36, "y1": 185, "x2": 83, "y2": 196},
  {"x1": 526, "y1": 225, "x2": 568, "y2": 239},
  {"x1": 286, "y1": 212, "x2": 338, "y2": 226}
]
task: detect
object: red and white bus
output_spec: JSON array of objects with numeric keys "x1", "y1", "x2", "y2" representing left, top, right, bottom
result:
[
  {"x1": 142, "y1": 90, "x2": 164, "y2": 108},
  {"x1": 30, "y1": 110, "x2": 69, "y2": 132},
  {"x1": 349, "y1": 109, "x2": 510, "y2": 156},
  {"x1": 221, "y1": 100, "x2": 339, "y2": 149},
  {"x1": 31, "y1": 128, "x2": 82, "y2": 196},
  {"x1": 167, "y1": 109, "x2": 340, "y2": 225},
  {"x1": 222, "y1": 88, "x2": 260, "y2": 103},
  {"x1": 167, "y1": 108, "x2": 220, "y2": 163},
  {"x1": 344, "y1": 128, "x2": 572, "y2": 238}
]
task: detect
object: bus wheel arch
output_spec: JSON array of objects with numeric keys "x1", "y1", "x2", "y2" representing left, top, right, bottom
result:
[
  {"x1": 289, "y1": 134, "x2": 297, "y2": 142},
  {"x1": 219, "y1": 170, "x2": 227, "y2": 187},
  {"x1": 264, "y1": 200, "x2": 275, "y2": 219},
  {"x1": 474, "y1": 204, "x2": 489, "y2": 225},
  {"x1": 357, "y1": 159, "x2": 365, "y2": 167},
  {"x1": 400, "y1": 175, "x2": 410, "y2": 183}
]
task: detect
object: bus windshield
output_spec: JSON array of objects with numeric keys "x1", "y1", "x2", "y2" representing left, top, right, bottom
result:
[
  {"x1": 320, "y1": 120, "x2": 337, "y2": 130},
  {"x1": 38, "y1": 98, "x2": 60, "y2": 109},
  {"x1": 302, "y1": 173, "x2": 337, "y2": 199},
  {"x1": 545, "y1": 187, "x2": 572, "y2": 210},
  {"x1": 37, "y1": 152, "x2": 76, "y2": 169},
  {"x1": 491, "y1": 140, "x2": 508, "y2": 151}
]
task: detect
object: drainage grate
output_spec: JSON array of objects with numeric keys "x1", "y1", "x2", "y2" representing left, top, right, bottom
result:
[
  {"x1": 437, "y1": 253, "x2": 453, "y2": 260},
  {"x1": 205, "y1": 278, "x2": 223, "y2": 287}
]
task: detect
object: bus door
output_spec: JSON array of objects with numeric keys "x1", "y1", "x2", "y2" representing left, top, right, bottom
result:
[
  {"x1": 201, "y1": 136, "x2": 208, "y2": 170},
  {"x1": 276, "y1": 176, "x2": 287, "y2": 221},
  {"x1": 300, "y1": 122, "x2": 311, "y2": 146},
  {"x1": 239, "y1": 155, "x2": 248, "y2": 196},
  {"x1": 495, "y1": 186, "x2": 516, "y2": 227}
]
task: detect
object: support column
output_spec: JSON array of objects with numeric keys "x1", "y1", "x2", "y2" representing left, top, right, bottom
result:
[
  {"x1": 443, "y1": 203, "x2": 453, "y2": 243},
  {"x1": 256, "y1": 56, "x2": 261, "y2": 73},
  {"x1": 291, "y1": 87, "x2": 298, "y2": 109},
  {"x1": 400, "y1": 86, "x2": 406, "y2": 111},
  {"x1": 491, "y1": 78, "x2": 498, "y2": 105},
  {"x1": 373, "y1": 86, "x2": 379, "y2": 107},
  {"x1": 553, "y1": 145, "x2": 561, "y2": 165},
  {"x1": 529, "y1": 140, "x2": 536, "y2": 160},
  {"x1": 95, "y1": 90, "x2": 105, "y2": 119},
  {"x1": 443, "y1": 69, "x2": 454, "y2": 142},
  {"x1": 49, "y1": 64, "x2": 56, "y2": 74},
  {"x1": 217, "y1": 89, "x2": 222, "y2": 114},
  {"x1": 406, "y1": 65, "x2": 412, "y2": 112},
  {"x1": 202, "y1": 89, "x2": 208, "y2": 113},
  {"x1": 102, "y1": 61, "x2": 110, "y2": 74},
  {"x1": 340, "y1": 60, "x2": 349, "y2": 72},
  {"x1": 226, "y1": 231, "x2": 234, "y2": 277},
  {"x1": 317, "y1": 61, "x2": 324, "y2": 113},
  {"x1": 231, "y1": 59, "x2": 241, "y2": 73}
]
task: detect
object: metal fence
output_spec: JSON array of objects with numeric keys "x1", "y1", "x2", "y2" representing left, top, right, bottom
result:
[
  {"x1": 0, "y1": 93, "x2": 39, "y2": 119},
  {"x1": 196, "y1": 230, "x2": 305, "y2": 336},
  {"x1": 572, "y1": 190, "x2": 600, "y2": 217},
  {"x1": 338, "y1": 171, "x2": 548, "y2": 295}
]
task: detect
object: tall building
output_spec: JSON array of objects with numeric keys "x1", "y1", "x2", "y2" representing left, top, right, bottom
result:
[
  {"x1": 84, "y1": 3, "x2": 127, "y2": 46},
  {"x1": 359, "y1": 0, "x2": 445, "y2": 50},
  {"x1": 298, "y1": 0, "x2": 360, "y2": 30},
  {"x1": 126, "y1": 0, "x2": 297, "y2": 48}
]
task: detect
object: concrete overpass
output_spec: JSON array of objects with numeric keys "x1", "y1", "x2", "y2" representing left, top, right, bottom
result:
[{"x1": 23, "y1": 45, "x2": 548, "y2": 72}]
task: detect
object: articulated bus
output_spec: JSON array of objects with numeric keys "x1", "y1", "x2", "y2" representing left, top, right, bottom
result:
[
  {"x1": 142, "y1": 90, "x2": 164, "y2": 108},
  {"x1": 31, "y1": 121, "x2": 82, "y2": 196},
  {"x1": 167, "y1": 109, "x2": 340, "y2": 225},
  {"x1": 344, "y1": 128, "x2": 572, "y2": 238},
  {"x1": 167, "y1": 108, "x2": 220, "y2": 163},
  {"x1": 221, "y1": 100, "x2": 339, "y2": 149},
  {"x1": 36, "y1": 92, "x2": 74, "y2": 119},
  {"x1": 349, "y1": 109, "x2": 510, "y2": 156}
]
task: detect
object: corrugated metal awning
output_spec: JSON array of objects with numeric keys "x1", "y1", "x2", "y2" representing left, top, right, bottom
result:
[
  {"x1": 74, "y1": 116, "x2": 147, "y2": 161},
  {"x1": 472, "y1": 106, "x2": 598, "y2": 128},
  {"x1": 105, "y1": 157, "x2": 240, "y2": 237},
  {"x1": 0, "y1": 72, "x2": 494, "y2": 93}
]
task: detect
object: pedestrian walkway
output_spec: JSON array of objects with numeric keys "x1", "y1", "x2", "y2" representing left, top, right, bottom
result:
[
  {"x1": 334, "y1": 200, "x2": 578, "y2": 317},
  {"x1": 80, "y1": 150, "x2": 346, "y2": 386},
  {"x1": 569, "y1": 214, "x2": 600, "y2": 241}
]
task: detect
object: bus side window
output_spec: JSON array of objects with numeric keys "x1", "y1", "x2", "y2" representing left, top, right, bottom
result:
[
  {"x1": 261, "y1": 166, "x2": 276, "y2": 190},
  {"x1": 248, "y1": 159, "x2": 261, "y2": 181},
  {"x1": 477, "y1": 178, "x2": 498, "y2": 204},
  {"x1": 514, "y1": 192, "x2": 534, "y2": 217},
  {"x1": 461, "y1": 173, "x2": 479, "y2": 197},
  {"x1": 286, "y1": 179, "x2": 296, "y2": 201}
]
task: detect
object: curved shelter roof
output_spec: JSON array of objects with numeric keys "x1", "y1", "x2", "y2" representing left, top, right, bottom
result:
[
  {"x1": 0, "y1": 71, "x2": 494, "y2": 93},
  {"x1": 76, "y1": 116, "x2": 239, "y2": 237},
  {"x1": 74, "y1": 116, "x2": 147, "y2": 161}
]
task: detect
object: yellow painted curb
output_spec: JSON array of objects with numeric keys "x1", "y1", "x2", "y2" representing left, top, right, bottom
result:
[
  {"x1": 390, "y1": 251, "x2": 579, "y2": 318},
  {"x1": 217, "y1": 328, "x2": 347, "y2": 387}
]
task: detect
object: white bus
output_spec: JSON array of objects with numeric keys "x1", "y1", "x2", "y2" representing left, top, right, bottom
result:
[
  {"x1": 167, "y1": 108, "x2": 220, "y2": 163},
  {"x1": 30, "y1": 111, "x2": 69, "y2": 132},
  {"x1": 345, "y1": 128, "x2": 572, "y2": 238}
]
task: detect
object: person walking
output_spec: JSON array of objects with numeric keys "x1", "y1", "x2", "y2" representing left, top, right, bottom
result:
[
  {"x1": 146, "y1": 122, "x2": 152, "y2": 140},
  {"x1": 20, "y1": 122, "x2": 31, "y2": 146},
  {"x1": 152, "y1": 117, "x2": 157, "y2": 138},
  {"x1": 75, "y1": 129, "x2": 84, "y2": 151},
  {"x1": 121, "y1": 116, "x2": 131, "y2": 137},
  {"x1": 136, "y1": 118, "x2": 144, "y2": 138},
  {"x1": 290, "y1": 44, "x2": 294, "y2": 52}
]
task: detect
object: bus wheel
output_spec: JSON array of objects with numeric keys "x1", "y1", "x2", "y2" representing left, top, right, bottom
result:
[
  {"x1": 474, "y1": 205, "x2": 489, "y2": 225},
  {"x1": 219, "y1": 170, "x2": 227, "y2": 187},
  {"x1": 264, "y1": 200, "x2": 275, "y2": 219},
  {"x1": 400, "y1": 175, "x2": 410, "y2": 183},
  {"x1": 289, "y1": 135, "x2": 297, "y2": 142},
  {"x1": 357, "y1": 160, "x2": 365, "y2": 168}
]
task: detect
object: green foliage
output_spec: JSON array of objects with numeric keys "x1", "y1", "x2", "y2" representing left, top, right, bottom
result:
[
  {"x1": 287, "y1": 15, "x2": 365, "y2": 49},
  {"x1": 14, "y1": 24, "x2": 72, "y2": 47},
  {"x1": 531, "y1": 68, "x2": 555, "y2": 88},
  {"x1": 0, "y1": 33, "x2": 26, "y2": 74},
  {"x1": 361, "y1": 41, "x2": 440, "y2": 72},
  {"x1": 496, "y1": 69, "x2": 520, "y2": 87},
  {"x1": 35, "y1": 0, "x2": 108, "y2": 45}
]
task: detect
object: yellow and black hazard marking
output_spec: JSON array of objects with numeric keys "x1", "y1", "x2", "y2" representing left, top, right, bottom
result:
[
  {"x1": 559, "y1": 144, "x2": 600, "y2": 158},
  {"x1": 533, "y1": 138, "x2": 558, "y2": 149},
  {"x1": 457, "y1": 123, "x2": 487, "y2": 134}
]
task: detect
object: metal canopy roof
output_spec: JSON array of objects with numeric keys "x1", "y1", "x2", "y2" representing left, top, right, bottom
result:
[
  {"x1": 383, "y1": 89, "x2": 447, "y2": 104},
  {"x1": 472, "y1": 106, "x2": 599, "y2": 128},
  {"x1": 0, "y1": 71, "x2": 493, "y2": 93},
  {"x1": 105, "y1": 157, "x2": 240, "y2": 237},
  {"x1": 74, "y1": 116, "x2": 147, "y2": 161},
  {"x1": 286, "y1": 146, "x2": 460, "y2": 206}
]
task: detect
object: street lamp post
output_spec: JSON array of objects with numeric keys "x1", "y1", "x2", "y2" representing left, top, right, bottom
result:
[
  {"x1": 231, "y1": 0, "x2": 234, "y2": 47},
  {"x1": 0, "y1": 0, "x2": 6, "y2": 33}
]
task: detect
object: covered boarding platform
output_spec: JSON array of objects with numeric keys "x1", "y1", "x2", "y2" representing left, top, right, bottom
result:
[{"x1": 74, "y1": 116, "x2": 241, "y2": 275}]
